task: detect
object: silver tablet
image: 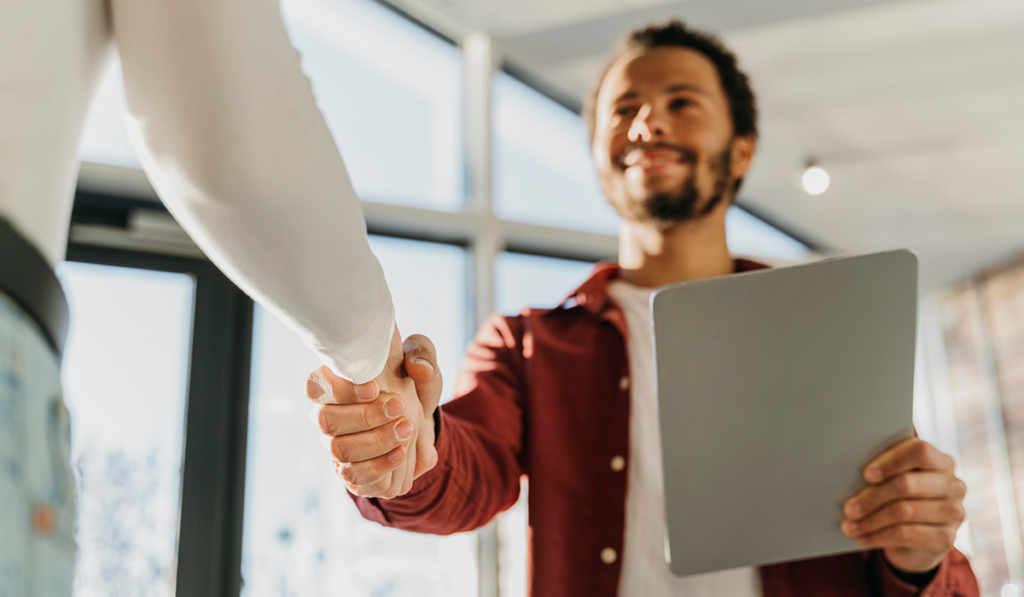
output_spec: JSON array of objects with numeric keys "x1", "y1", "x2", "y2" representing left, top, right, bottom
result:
[{"x1": 651, "y1": 250, "x2": 917, "y2": 577}]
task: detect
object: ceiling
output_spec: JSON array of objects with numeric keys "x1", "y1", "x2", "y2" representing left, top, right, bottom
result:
[{"x1": 390, "y1": 0, "x2": 1024, "y2": 291}]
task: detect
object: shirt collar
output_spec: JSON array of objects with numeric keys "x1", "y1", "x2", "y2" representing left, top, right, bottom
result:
[{"x1": 555, "y1": 258, "x2": 771, "y2": 316}]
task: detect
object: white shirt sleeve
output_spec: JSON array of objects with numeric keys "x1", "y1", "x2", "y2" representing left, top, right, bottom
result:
[{"x1": 109, "y1": 0, "x2": 394, "y2": 383}]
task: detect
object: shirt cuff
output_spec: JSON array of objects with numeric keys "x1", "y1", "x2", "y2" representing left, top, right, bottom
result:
[{"x1": 874, "y1": 552, "x2": 948, "y2": 596}]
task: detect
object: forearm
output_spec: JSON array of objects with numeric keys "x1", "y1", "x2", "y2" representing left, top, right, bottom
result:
[{"x1": 111, "y1": 0, "x2": 392, "y2": 383}]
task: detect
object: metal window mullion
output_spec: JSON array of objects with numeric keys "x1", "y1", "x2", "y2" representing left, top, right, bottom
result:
[{"x1": 464, "y1": 29, "x2": 501, "y2": 597}]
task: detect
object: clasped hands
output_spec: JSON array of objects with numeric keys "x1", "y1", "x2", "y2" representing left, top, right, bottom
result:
[
  {"x1": 305, "y1": 327, "x2": 441, "y2": 499},
  {"x1": 304, "y1": 330, "x2": 966, "y2": 575}
]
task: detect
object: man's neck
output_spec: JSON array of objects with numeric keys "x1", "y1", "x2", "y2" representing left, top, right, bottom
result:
[{"x1": 617, "y1": 201, "x2": 734, "y2": 288}]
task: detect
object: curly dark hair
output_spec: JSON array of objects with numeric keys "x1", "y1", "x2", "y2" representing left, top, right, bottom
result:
[{"x1": 583, "y1": 19, "x2": 758, "y2": 144}]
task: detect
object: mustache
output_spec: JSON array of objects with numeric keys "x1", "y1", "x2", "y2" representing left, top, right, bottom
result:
[{"x1": 615, "y1": 142, "x2": 698, "y2": 170}]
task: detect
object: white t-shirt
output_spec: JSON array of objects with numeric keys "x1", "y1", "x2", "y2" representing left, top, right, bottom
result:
[
  {"x1": 607, "y1": 279, "x2": 762, "y2": 597},
  {"x1": 0, "y1": 0, "x2": 392, "y2": 383}
]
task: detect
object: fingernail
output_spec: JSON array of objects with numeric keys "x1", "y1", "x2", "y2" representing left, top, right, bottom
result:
[
  {"x1": 395, "y1": 419, "x2": 414, "y2": 441},
  {"x1": 384, "y1": 397, "x2": 405, "y2": 419},
  {"x1": 413, "y1": 357, "x2": 434, "y2": 373},
  {"x1": 355, "y1": 380, "x2": 378, "y2": 401},
  {"x1": 842, "y1": 521, "x2": 858, "y2": 535},
  {"x1": 308, "y1": 406, "x2": 320, "y2": 424},
  {"x1": 306, "y1": 377, "x2": 325, "y2": 400},
  {"x1": 389, "y1": 446, "x2": 406, "y2": 463},
  {"x1": 865, "y1": 468, "x2": 882, "y2": 483},
  {"x1": 844, "y1": 501, "x2": 861, "y2": 518}
]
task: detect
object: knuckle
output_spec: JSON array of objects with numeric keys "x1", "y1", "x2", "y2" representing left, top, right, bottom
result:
[
  {"x1": 332, "y1": 438, "x2": 352, "y2": 463},
  {"x1": 316, "y1": 407, "x2": 332, "y2": 434},
  {"x1": 896, "y1": 474, "x2": 915, "y2": 495},
  {"x1": 955, "y1": 478, "x2": 968, "y2": 498},
  {"x1": 358, "y1": 403, "x2": 376, "y2": 431},
  {"x1": 943, "y1": 528, "x2": 957, "y2": 549},
  {"x1": 896, "y1": 500, "x2": 914, "y2": 520},
  {"x1": 895, "y1": 525, "x2": 914, "y2": 543},
  {"x1": 951, "y1": 502, "x2": 966, "y2": 523}
]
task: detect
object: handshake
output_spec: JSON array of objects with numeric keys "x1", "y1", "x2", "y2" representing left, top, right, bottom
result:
[{"x1": 305, "y1": 328, "x2": 441, "y2": 499}]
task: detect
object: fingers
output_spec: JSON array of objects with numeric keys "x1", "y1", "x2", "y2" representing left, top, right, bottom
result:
[
  {"x1": 335, "y1": 444, "x2": 407, "y2": 487},
  {"x1": 842, "y1": 499, "x2": 966, "y2": 537},
  {"x1": 322, "y1": 417, "x2": 415, "y2": 463},
  {"x1": 403, "y1": 334, "x2": 443, "y2": 413},
  {"x1": 310, "y1": 392, "x2": 406, "y2": 436},
  {"x1": 306, "y1": 366, "x2": 380, "y2": 405},
  {"x1": 863, "y1": 438, "x2": 955, "y2": 484},
  {"x1": 844, "y1": 471, "x2": 966, "y2": 520}
]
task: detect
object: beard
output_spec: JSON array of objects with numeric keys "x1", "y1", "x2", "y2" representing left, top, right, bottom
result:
[{"x1": 604, "y1": 141, "x2": 734, "y2": 229}]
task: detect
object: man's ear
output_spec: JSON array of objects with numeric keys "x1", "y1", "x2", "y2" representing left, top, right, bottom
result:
[{"x1": 730, "y1": 135, "x2": 756, "y2": 180}]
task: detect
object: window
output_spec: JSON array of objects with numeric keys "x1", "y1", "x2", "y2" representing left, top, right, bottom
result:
[
  {"x1": 280, "y1": 0, "x2": 464, "y2": 210},
  {"x1": 494, "y1": 252, "x2": 594, "y2": 316},
  {"x1": 241, "y1": 237, "x2": 475, "y2": 596},
  {"x1": 78, "y1": 62, "x2": 141, "y2": 169},
  {"x1": 57, "y1": 263, "x2": 194, "y2": 596},
  {"x1": 492, "y1": 72, "x2": 621, "y2": 235}
]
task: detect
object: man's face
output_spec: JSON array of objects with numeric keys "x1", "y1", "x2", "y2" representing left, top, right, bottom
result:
[{"x1": 591, "y1": 47, "x2": 754, "y2": 227}]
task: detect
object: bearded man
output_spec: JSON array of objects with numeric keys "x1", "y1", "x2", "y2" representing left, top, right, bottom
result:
[{"x1": 307, "y1": 20, "x2": 978, "y2": 597}]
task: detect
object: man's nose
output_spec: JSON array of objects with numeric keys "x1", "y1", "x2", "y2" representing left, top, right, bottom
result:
[{"x1": 627, "y1": 104, "x2": 668, "y2": 143}]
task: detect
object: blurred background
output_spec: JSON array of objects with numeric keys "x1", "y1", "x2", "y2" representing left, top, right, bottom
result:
[{"x1": 63, "y1": 0, "x2": 1023, "y2": 595}]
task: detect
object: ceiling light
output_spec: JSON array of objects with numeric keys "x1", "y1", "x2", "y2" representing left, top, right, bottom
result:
[
  {"x1": 801, "y1": 159, "x2": 830, "y2": 196},
  {"x1": 1002, "y1": 583, "x2": 1021, "y2": 597}
]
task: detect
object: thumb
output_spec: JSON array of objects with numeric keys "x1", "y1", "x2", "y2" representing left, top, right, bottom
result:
[{"x1": 403, "y1": 334, "x2": 443, "y2": 413}]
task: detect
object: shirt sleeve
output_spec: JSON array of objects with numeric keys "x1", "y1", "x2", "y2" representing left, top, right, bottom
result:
[
  {"x1": 108, "y1": 0, "x2": 393, "y2": 383},
  {"x1": 352, "y1": 313, "x2": 527, "y2": 533},
  {"x1": 872, "y1": 549, "x2": 980, "y2": 597}
]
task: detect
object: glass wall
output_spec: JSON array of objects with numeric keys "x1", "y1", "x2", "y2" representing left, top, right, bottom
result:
[
  {"x1": 57, "y1": 263, "x2": 194, "y2": 596},
  {"x1": 241, "y1": 237, "x2": 475, "y2": 596}
]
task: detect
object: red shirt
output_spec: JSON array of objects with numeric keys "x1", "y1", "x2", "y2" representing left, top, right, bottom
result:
[{"x1": 353, "y1": 262, "x2": 978, "y2": 597}]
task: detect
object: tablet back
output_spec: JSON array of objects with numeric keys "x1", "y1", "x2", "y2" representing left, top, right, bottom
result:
[{"x1": 651, "y1": 250, "x2": 917, "y2": 577}]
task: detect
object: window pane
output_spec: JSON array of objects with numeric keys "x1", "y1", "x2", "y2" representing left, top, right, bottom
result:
[
  {"x1": 79, "y1": 0, "x2": 464, "y2": 212},
  {"x1": 494, "y1": 252, "x2": 594, "y2": 316},
  {"x1": 726, "y1": 207, "x2": 811, "y2": 262},
  {"x1": 78, "y1": 62, "x2": 142, "y2": 169},
  {"x1": 57, "y1": 263, "x2": 194, "y2": 596},
  {"x1": 242, "y1": 237, "x2": 475, "y2": 597},
  {"x1": 281, "y1": 0, "x2": 464, "y2": 210},
  {"x1": 492, "y1": 72, "x2": 621, "y2": 235}
]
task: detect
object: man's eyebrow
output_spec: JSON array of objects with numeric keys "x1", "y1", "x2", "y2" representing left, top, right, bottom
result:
[
  {"x1": 612, "y1": 90, "x2": 639, "y2": 104},
  {"x1": 664, "y1": 83, "x2": 709, "y2": 96}
]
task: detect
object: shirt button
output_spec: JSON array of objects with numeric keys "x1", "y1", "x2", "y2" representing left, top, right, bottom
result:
[
  {"x1": 600, "y1": 547, "x2": 617, "y2": 564},
  {"x1": 610, "y1": 455, "x2": 625, "y2": 472},
  {"x1": 619, "y1": 376, "x2": 630, "y2": 391}
]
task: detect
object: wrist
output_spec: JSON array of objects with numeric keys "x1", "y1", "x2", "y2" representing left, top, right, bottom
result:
[{"x1": 883, "y1": 552, "x2": 940, "y2": 588}]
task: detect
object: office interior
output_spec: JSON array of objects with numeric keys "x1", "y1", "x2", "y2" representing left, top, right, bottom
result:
[{"x1": 57, "y1": 0, "x2": 1023, "y2": 595}]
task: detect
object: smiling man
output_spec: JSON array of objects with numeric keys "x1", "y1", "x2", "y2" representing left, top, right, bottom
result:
[{"x1": 306, "y1": 20, "x2": 978, "y2": 597}]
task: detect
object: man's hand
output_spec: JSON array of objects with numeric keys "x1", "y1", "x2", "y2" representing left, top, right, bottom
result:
[
  {"x1": 841, "y1": 437, "x2": 967, "y2": 573},
  {"x1": 305, "y1": 327, "x2": 442, "y2": 499}
]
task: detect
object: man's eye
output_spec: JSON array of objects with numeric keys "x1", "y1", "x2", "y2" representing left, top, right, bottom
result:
[
  {"x1": 670, "y1": 98, "x2": 693, "y2": 110},
  {"x1": 615, "y1": 107, "x2": 636, "y2": 117}
]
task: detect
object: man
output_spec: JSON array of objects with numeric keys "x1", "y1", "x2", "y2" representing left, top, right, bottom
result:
[{"x1": 307, "y1": 20, "x2": 978, "y2": 596}]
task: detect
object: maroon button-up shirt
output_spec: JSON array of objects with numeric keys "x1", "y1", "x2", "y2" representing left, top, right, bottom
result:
[{"x1": 353, "y1": 261, "x2": 978, "y2": 597}]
